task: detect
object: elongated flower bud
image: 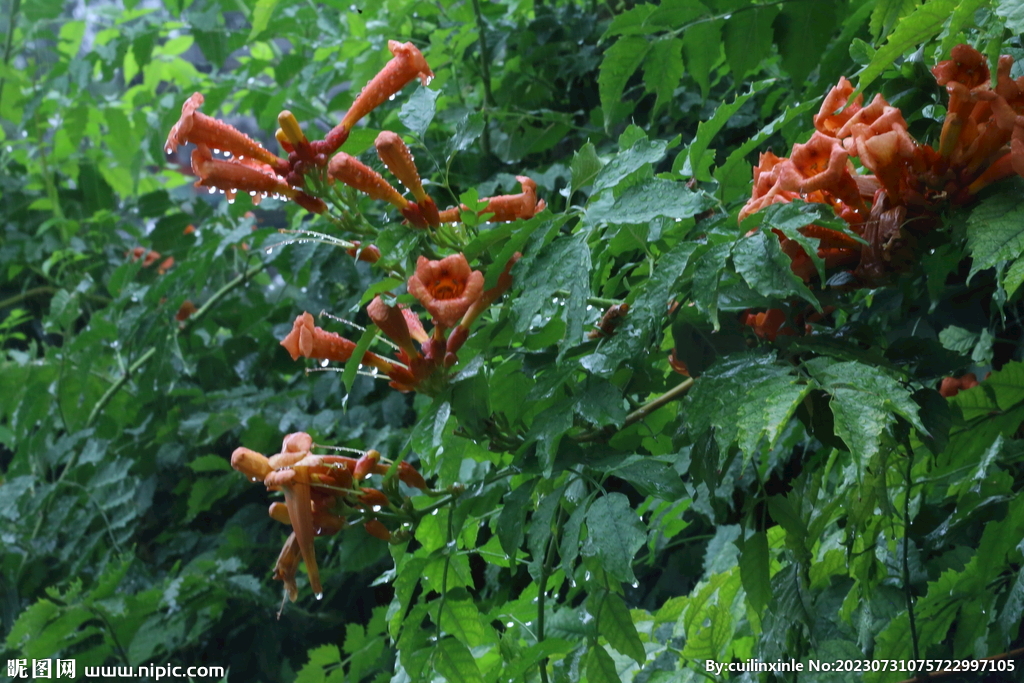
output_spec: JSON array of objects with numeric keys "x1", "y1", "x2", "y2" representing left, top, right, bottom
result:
[
  {"x1": 328, "y1": 153, "x2": 409, "y2": 209},
  {"x1": 166, "y1": 93, "x2": 286, "y2": 172}
]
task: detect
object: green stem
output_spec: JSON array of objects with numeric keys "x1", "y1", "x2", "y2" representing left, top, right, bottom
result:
[
  {"x1": 469, "y1": 0, "x2": 494, "y2": 157},
  {"x1": 0, "y1": 285, "x2": 112, "y2": 310},
  {"x1": 536, "y1": 506, "x2": 565, "y2": 683},
  {"x1": 902, "y1": 442, "x2": 921, "y2": 662},
  {"x1": 84, "y1": 262, "x2": 263, "y2": 430}
]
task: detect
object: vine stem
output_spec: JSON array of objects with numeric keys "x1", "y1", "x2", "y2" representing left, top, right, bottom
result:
[
  {"x1": 469, "y1": 0, "x2": 494, "y2": 157},
  {"x1": 536, "y1": 506, "x2": 565, "y2": 683},
  {"x1": 83, "y1": 262, "x2": 263, "y2": 430},
  {"x1": 902, "y1": 441, "x2": 920, "y2": 662},
  {"x1": 575, "y1": 377, "x2": 694, "y2": 442}
]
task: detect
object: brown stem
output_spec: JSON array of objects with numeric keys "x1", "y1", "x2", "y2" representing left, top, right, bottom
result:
[{"x1": 575, "y1": 377, "x2": 694, "y2": 442}]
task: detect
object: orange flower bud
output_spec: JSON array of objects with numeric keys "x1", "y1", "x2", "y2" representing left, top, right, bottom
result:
[
  {"x1": 166, "y1": 93, "x2": 286, "y2": 171},
  {"x1": 353, "y1": 450, "x2": 381, "y2": 481},
  {"x1": 357, "y1": 488, "x2": 389, "y2": 508},
  {"x1": 328, "y1": 153, "x2": 409, "y2": 209},
  {"x1": 398, "y1": 461, "x2": 428, "y2": 490},
  {"x1": 346, "y1": 241, "x2": 381, "y2": 263},
  {"x1": 279, "y1": 312, "x2": 396, "y2": 374},
  {"x1": 175, "y1": 300, "x2": 197, "y2": 322},
  {"x1": 363, "y1": 519, "x2": 392, "y2": 541},
  {"x1": 368, "y1": 297, "x2": 420, "y2": 359},
  {"x1": 269, "y1": 501, "x2": 291, "y2": 525},
  {"x1": 375, "y1": 131, "x2": 429, "y2": 203},
  {"x1": 231, "y1": 447, "x2": 272, "y2": 481},
  {"x1": 273, "y1": 532, "x2": 301, "y2": 602}
]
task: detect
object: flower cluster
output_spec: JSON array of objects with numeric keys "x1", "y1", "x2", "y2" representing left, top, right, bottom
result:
[
  {"x1": 742, "y1": 44, "x2": 1024, "y2": 286},
  {"x1": 281, "y1": 252, "x2": 519, "y2": 394},
  {"x1": 167, "y1": 40, "x2": 547, "y2": 234},
  {"x1": 230, "y1": 432, "x2": 427, "y2": 604}
]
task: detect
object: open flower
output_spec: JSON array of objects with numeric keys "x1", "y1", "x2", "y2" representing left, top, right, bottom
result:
[
  {"x1": 407, "y1": 254, "x2": 484, "y2": 328},
  {"x1": 166, "y1": 93, "x2": 286, "y2": 172}
]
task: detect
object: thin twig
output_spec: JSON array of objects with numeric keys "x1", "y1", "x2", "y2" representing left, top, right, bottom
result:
[
  {"x1": 902, "y1": 442, "x2": 921, "y2": 661},
  {"x1": 536, "y1": 506, "x2": 565, "y2": 683}
]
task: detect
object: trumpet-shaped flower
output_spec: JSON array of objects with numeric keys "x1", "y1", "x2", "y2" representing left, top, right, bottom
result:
[
  {"x1": 166, "y1": 93, "x2": 286, "y2": 172},
  {"x1": 407, "y1": 254, "x2": 484, "y2": 329}
]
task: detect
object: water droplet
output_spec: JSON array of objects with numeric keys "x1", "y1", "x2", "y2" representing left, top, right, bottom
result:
[
  {"x1": 164, "y1": 145, "x2": 173, "y2": 154},
  {"x1": 265, "y1": 248, "x2": 274, "y2": 255},
  {"x1": 506, "y1": 621, "x2": 514, "y2": 628},
  {"x1": 321, "y1": 359, "x2": 330, "y2": 367},
  {"x1": 208, "y1": 187, "x2": 217, "y2": 194},
  {"x1": 631, "y1": 581, "x2": 639, "y2": 588},
  {"x1": 431, "y1": 509, "x2": 439, "y2": 515},
  {"x1": 584, "y1": 571, "x2": 591, "y2": 581},
  {"x1": 227, "y1": 197, "x2": 235, "y2": 204},
  {"x1": 315, "y1": 592, "x2": 324, "y2": 600},
  {"x1": 388, "y1": 93, "x2": 397, "y2": 101},
  {"x1": 250, "y1": 191, "x2": 257, "y2": 196},
  {"x1": 423, "y1": 75, "x2": 434, "y2": 86},
  {"x1": 251, "y1": 477, "x2": 259, "y2": 482},
  {"x1": 372, "y1": 505, "x2": 382, "y2": 512},
  {"x1": 213, "y1": 148, "x2": 221, "y2": 154}
]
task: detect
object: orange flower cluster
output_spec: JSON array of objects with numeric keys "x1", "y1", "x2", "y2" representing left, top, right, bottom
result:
[
  {"x1": 166, "y1": 41, "x2": 435, "y2": 215},
  {"x1": 742, "y1": 44, "x2": 1024, "y2": 285},
  {"x1": 127, "y1": 247, "x2": 175, "y2": 274},
  {"x1": 281, "y1": 252, "x2": 519, "y2": 394},
  {"x1": 231, "y1": 432, "x2": 427, "y2": 603}
]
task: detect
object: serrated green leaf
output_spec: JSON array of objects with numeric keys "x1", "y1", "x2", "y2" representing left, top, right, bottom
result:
[
  {"x1": 967, "y1": 192, "x2": 1024, "y2": 280},
  {"x1": 689, "y1": 84, "x2": 765, "y2": 182},
  {"x1": 738, "y1": 531, "x2": 770, "y2": 615},
  {"x1": 599, "y1": 37, "x2": 653, "y2": 130},
  {"x1": 942, "y1": 0, "x2": 991, "y2": 52},
  {"x1": 682, "y1": 19, "x2": 722, "y2": 99},
  {"x1": 859, "y1": 0, "x2": 959, "y2": 92},
  {"x1": 433, "y1": 637, "x2": 483, "y2": 683},
  {"x1": 585, "y1": 645, "x2": 620, "y2": 683},
  {"x1": 585, "y1": 493, "x2": 646, "y2": 584},
  {"x1": 593, "y1": 137, "x2": 668, "y2": 193},
  {"x1": 589, "y1": 178, "x2": 712, "y2": 224},
  {"x1": 692, "y1": 242, "x2": 732, "y2": 328},
  {"x1": 870, "y1": 0, "x2": 920, "y2": 41},
  {"x1": 611, "y1": 457, "x2": 688, "y2": 499},
  {"x1": 806, "y1": 358, "x2": 924, "y2": 461},
  {"x1": 439, "y1": 598, "x2": 490, "y2": 647},
  {"x1": 592, "y1": 591, "x2": 646, "y2": 665},
  {"x1": 604, "y1": 3, "x2": 659, "y2": 37},
  {"x1": 722, "y1": 5, "x2": 780, "y2": 78},
  {"x1": 560, "y1": 500, "x2": 588, "y2": 576},
  {"x1": 643, "y1": 38, "x2": 684, "y2": 118},
  {"x1": 732, "y1": 231, "x2": 818, "y2": 308}
]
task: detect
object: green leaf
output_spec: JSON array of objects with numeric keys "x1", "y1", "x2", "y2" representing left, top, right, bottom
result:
[
  {"x1": 497, "y1": 480, "x2": 537, "y2": 564},
  {"x1": 869, "y1": 0, "x2": 920, "y2": 41},
  {"x1": 643, "y1": 38, "x2": 684, "y2": 118},
  {"x1": 592, "y1": 591, "x2": 646, "y2": 665},
  {"x1": 585, "y1": 493, "x2": 646, "y2": 584},
  {"x1": 247, "y1": 0, "x2": 281, "y2": 40},
  {"x1": 681, "y1": 19, "x2": 723, "y2": 99},
  {"x1": 775, "y1": 1, "x2": 836, "y2": 85},
  {"x1": 398, "y1": 86, "x2": 440, "y2": 138},
  {"x1": 511, "y1": 234, "x2": 591, "y2": 356},
  {"x1": 342, "y1": 325, "x2": 378, "y2": 396},
  {"x1": 439, "y1": 597, "x2": 490, "y2": 648},
  {"x1": 722, "y1": 5, "x2": 780, "y2": 78},
  {"x1": 589, "y1": 178, "x2": 713, "y2": 225},
  {"x1": 692, "y1": 243, "x2": 732, "y2": 329},
  {"x1": 585, "y1": 645, "x2": 621, "y2": 683},
  {"x1": 738, "y1": 531, "x2": 770, "y2": 615},
  {"x1": 967, "y1": 191, "x2": 1024, "y2": 281},
  {"x1": 806, "y1": 358, "x2": 924, "y2": 461},
  {"x1": 603, "y1": 4, "x2": 659, "y2": 37},
  {"x1": 732, "y1": 231, "x2": 818, "y2": 308},
  {"x1": 599, "y1": 37, "x2": 653, "y2": 130},
  {"x1": 560, "y1": 500, "x2": 588, "y2": 576},
  {"x1": 610, "y1": 457, "x2": 688, "y2": 500},
  {"x1": 570, "y1": 141, "x2": 603, "y2": 196},
  {"x1": 689, "y1": 85, "x2": 765, "y2": 182},
  {"x1": 995, "y1": 0, "x2": 1024, "y2": 34},
  {"x1": 433, "y1": 637, "x2": 484, "y2": 683},
  {"x1": 593, "y1": 137, "x2": 668, "y2": 193},
  {"x1": 859, "y1": 0, "x2": 958, "y2": 92},
  {"x1": 582, "y1": 239, "x2": 698, "y2": 376}
]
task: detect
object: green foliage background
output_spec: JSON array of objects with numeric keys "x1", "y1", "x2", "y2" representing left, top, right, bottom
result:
[{"x1": 2, "y1": 0, "x2": 1024, "y2": 681}]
